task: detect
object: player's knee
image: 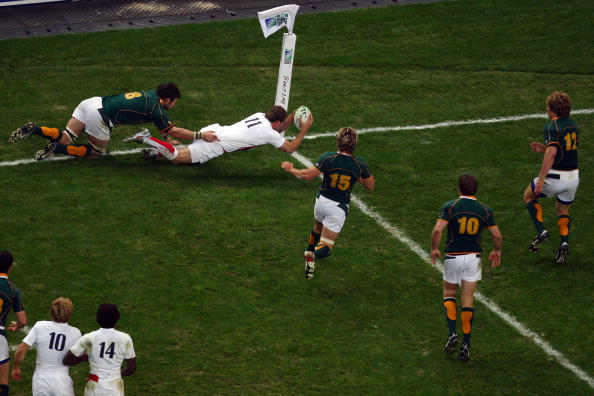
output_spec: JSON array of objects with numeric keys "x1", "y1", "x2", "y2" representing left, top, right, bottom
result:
[
  {"x1": 61, "y1": 127, "x2": 78, "y2": 144},
  {"x1": 89, "y1": 142, "x2": 107, "y2": 157}
]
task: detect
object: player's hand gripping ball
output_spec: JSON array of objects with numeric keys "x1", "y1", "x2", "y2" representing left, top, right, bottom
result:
[{"x1": 294, "y1": 105, "x2": 311, "y2": 129}]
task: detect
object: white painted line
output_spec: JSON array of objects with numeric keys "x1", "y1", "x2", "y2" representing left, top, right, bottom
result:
[
  {"x1": 2, "y1": 109, "x2": 593, "y2": 167},
  {"x1": 0, "y1": 148, "x2": 143, "y2": 167},
  {"x1": 305, "y1": 108, "x2": 594, "y2": 139},
  {"x1": 288, "y1": 151, "x2": 594, "y2": 390}
]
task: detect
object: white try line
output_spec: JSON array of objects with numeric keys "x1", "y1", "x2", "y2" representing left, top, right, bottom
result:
[
  {"x1": 289, "y1": 150, "x2": 594, "y2": 390},
  {"x1": 1, "y1": 108, "x2": 593, "y2": 167},
  {"x1": 305, "y1": 108, "x2": 594, "y2": 139}
]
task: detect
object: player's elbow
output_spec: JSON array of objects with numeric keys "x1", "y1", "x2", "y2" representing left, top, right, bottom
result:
[{"x1": 62, "y1": 353, "x2": 77, "y2": 366}]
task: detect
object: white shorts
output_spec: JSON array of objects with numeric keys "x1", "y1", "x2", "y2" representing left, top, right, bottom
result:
[
  {"x1": 443, "y1": 253, "x2": 482, "y2": 284},
  {"x1": 531, "y1": 169, "x2": 579, "y2": 204},
  {"x1": 72, "y1": 96, "x2": 112, "y2": 142},
  {"x1": 314, "y1": 195, "x2": 348, "y2": 233},
  {"x1": 0, "y1": 335, "x2": 8, "y2": 363},
  {"x1": 84, "y1": 377, "x2": 124, "y2": 396},
  {"x1": 186, "y1": 124, "x2": 227, "y2": 164},
  {"x1": 33, "y1": 372, "x2": 74, "y2": 396}
]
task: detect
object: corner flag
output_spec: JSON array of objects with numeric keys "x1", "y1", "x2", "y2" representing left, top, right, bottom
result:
[{"x1": 257, "y1": 4, "x2": 299, "y2": 38}]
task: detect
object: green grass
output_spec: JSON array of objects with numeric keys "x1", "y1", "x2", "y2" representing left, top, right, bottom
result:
[{"x1": 1, "y1": 0, "x2": 593, "y2": 394}]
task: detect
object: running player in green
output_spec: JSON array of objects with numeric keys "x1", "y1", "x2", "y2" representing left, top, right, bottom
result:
[
  {"x1": 523, "y1": 91, "x2": 580, "y2": 265},
  {"x1": 0, "y1": 251, "x2": 28, "y2": 396},
  {"x1": 9, "y1": 82, "x2": 216, "y2": 160},
  {"x1": 431, "y1": 174, "x2": 502, "y2": 362},
  {"x1": 281, "y1": 127, "x2": 375, "y2": 279}
]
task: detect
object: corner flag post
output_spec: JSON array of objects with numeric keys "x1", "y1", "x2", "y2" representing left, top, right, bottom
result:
[{"x1": 257, "y1": 4, "x2": 300, "y2": 111}]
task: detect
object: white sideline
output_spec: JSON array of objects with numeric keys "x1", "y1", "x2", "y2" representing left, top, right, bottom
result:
[
  {"x1": 305, "y1": 108, "x2": 594, "y2": 139},
  {"x1": 289, "y1": 150, "x2": 594, "y2": 390},
  {"x1": 2, "y1": 108, "x2": 593, "y2": 168}
]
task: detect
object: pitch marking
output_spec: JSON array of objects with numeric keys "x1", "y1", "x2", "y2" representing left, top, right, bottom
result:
[{"x1": 2, "y1": 109, "x2": 593, "y2": 167}]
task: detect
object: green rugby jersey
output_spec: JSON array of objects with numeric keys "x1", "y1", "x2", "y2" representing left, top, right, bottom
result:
[
  {"x1": 438, "y1": 196, "x2": 496, "y2": 254},
  {"x1": 0, "y1": 274, "x2": 24, "y2": 336},
  {"x1": 544, "y1": 117, "x2": 579, "y2": 171},
  {"x1": 314, "y1": 151, "x2": 371, "y2": 205},
  {"x1": 101, "y1": 90, "x2": 174, "y2": 134}
]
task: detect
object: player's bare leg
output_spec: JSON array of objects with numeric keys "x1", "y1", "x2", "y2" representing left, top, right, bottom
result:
[
  {"x1": 0, "y1": 361, "x2": 10, "y2": 395},
  {"x1": 443, "y1": 281, "x2": 459, "y2": 354},
  {"x1": 171, "y1": 147, "x2": 192, "y2": 164}
]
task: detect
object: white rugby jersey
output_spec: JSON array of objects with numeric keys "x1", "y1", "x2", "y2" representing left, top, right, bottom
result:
[
  {"x1": 22, "y1": 321, "x2": 82, "y2": 374},
  {"x1": 195, "y1": 112, "x2": 285, "y2": 161},
  {"x1": 70, "y1": 328, "x2": 135, "y2": 379}
]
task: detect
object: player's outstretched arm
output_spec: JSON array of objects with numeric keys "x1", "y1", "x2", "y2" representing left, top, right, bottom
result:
[
  {"x1": 488, "y1": 225, "x2": 503, "y2": 267},
  {"x1": 281, "y1": 161, "x2": 321, "y2": 180},
  {"x1": 279, "y1": 111, "x2": 296, "y2": 131},
  {"x1": 168, "y1": 126, "x2": 219, "y2": 142},
  {"x1": 279, "y1": 113, "x2": 313, "y2": 153}
]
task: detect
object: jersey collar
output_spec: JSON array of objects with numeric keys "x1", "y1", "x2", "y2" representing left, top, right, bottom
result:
[
  {"x1": 459, "y1": 195, "x2": 477, "y2": 200},
  {"x1": 0, "y1": 273, "x2": 8, "y2": 279}
]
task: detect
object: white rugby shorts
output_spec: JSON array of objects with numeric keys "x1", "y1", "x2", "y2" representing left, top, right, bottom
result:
[
  {"x1": 0, "y1": 334, "x2": 8, "y2": 363},
  {"x1": 187, "y1": 124, "x2": 225, "y2": 164},
  {"x1": 314, "y1": 195, "x2": 347, "y2": 233},
  {"x1": 532, "y1": 169, "x2": 579, "y2": 204},
  {"x1": 33, "y1": 372, "x2": 75, "y2": 396},
  {"x1": 72, "y1": 96, "x2": 112, "y2": 141},
  {"x1": 443, "y1": 253, "x2": 482, "y2": 284},
  {"x1": 84, "y1": 377, "x2": 125, "y2": 396}
]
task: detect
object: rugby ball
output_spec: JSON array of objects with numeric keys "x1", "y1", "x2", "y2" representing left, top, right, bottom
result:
[{"x1": 294, "y1": 105, "x2": 311, "y2": 129}]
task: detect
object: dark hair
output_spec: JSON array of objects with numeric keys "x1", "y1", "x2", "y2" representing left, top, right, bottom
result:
[
  {"x1": 546, "y1": 91, "x2": 571, "y2": 118},
  {"x1": 264, "y1": 106, "x2": 288, "y2": 124},
  {"x1": 337, "y1": 127, "x2": 358, "y2": 153},
  {"x1": 458, "y1": 173, "x2": 478, "y2": 195},
  {"x1": 96, "y1": 304, "x2": 120, "y2": 328},
  {"x1": 0, "y1": 251, "x2": 14, "y2": 273},
  {"x1": 156, "y1": 82, "x2": 181, "y2": 100}
]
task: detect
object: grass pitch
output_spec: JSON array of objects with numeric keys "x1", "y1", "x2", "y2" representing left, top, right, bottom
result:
[{"x1": 1, "y1": 0, "x2": 593, "y2": 394}]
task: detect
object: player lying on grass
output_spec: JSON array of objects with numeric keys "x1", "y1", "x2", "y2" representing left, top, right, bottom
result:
[
  {"x1": 431, "y1": 174, "x2": 503, "y2": 362},
  {"x1": 122, "y1": 105, "x2": 313, "y2": 164},
  {"x1": 9, "y1": 82, "x2": 208, "y2": 160},
  {"x1": 281, "y1": 127, "x2": 375, "y2": 279}
]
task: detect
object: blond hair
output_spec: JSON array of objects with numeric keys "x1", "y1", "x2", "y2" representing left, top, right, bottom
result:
[
  {"x1": 546, "y1": 91, "x2": 572, "y2": 118},
  {"x1": 337, "y1": 127, "x2": 358, "y2": 153},
  {"x1": 50, "y1": 297, "x2": 73, "y2": 323}
]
